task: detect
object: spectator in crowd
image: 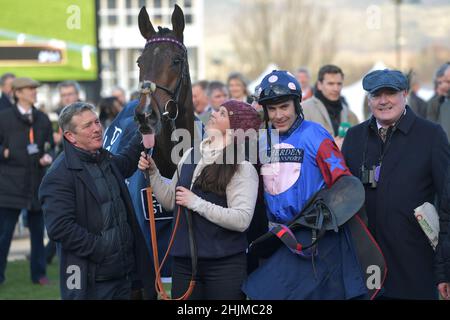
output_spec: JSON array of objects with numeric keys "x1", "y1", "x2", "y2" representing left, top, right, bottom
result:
[
  {"x1": 407, "y1": 72, "x2": 427, "y2": 118},
  {"x1": 39, "y1": 102, "x2": 154, "y2": 299},
  {"x1": 227, "y1": 72, "x2": 252, "y2": 104},
  {"x1": 427, "y1": 63, "x2": 450, "y2": 123},
  {"x1": 0, "y1": 77, "x2": 54, "y2": 286},
  {"x1": 207, "y1": 81, "x2": 228, "y2": 112},
  {"x1": 112, "y1": 87, "x2": 127, "y2": 108},
  {"x1": 54, "y1": 81, "x2": 82, "y2": 148},
  {"x1": 342, "y1": 69, "x2": 450, "y2": 299},
  {"x1": 55, "y1": 81, "x2": 82, "y2": 114},
  {"x1": 429, "y1": 64, "x2": 450, "y2": 141},
  {"x1": 302, "y1": 65, "x2": 359, "y2": 149},
  {"x1": 98, "y1": 96, "x2": 123, "y2": 131},
  {"x1": 0, "y1": 73, "x2": 16, "y2": 111},
  {"x1": 192, "y1": 80, "x2": 210, "y2": 124},
  {"x1": 295, "y1": 67, "x2": 313, "y2": 101}
]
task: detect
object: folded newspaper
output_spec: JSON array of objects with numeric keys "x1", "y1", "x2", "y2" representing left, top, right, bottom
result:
[{"x1": 414, "y1": 202, "x2": 440, "y2": 250}]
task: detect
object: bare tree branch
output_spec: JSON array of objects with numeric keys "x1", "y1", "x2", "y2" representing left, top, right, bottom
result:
[{"x1": 232, "y1": 0, "x2": 337, "y2": 78}]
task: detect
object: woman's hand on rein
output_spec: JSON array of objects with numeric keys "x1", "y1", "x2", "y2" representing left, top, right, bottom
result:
[
  {"x1": 138, "y1": 151, "x2": 157, "y2": 174},
  {"x1": 175, "y1": 186, "x2": 196, "y2": 208}
]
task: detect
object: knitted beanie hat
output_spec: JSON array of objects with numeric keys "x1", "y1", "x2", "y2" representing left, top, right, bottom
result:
[{"x1": 221, "y1": 99, "x2": 262, "y2": 133}]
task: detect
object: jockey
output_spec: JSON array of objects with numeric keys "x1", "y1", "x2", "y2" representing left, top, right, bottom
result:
[{"x1": 242, "y1": 70, "x2": 368, "y2": 299}]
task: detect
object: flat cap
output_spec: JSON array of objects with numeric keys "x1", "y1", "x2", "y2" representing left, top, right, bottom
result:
[
  {"x1": 362, "y1": 69, "x2": 407, "y2": 94},
  {"x1": 12, "y1": 77, "x2": 40, "y2": 90}
]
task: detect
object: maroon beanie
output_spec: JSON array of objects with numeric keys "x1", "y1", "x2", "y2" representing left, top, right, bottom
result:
[{"x1": 222, "y1": 99, "x2": 262, "y2": 133}]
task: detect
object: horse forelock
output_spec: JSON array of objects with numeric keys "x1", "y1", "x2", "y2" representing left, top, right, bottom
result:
[{"x1": 156, "y1": 26, "x2": 173, "y2": 36}]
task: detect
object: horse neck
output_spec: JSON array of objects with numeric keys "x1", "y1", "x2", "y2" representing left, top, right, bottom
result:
[
  {"x1": 176, "y1": 66, "x2": 195, "y2": 139},
  {"x1": 154, "y1": 67, "x2": 195, "y2": 178}
]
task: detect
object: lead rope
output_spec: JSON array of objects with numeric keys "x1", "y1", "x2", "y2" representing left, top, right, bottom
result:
[{"x1": 145, "y1": 164, "x2": 195, "y2": 300}]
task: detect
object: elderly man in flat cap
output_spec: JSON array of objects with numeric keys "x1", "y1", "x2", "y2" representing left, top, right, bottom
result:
[
  {"x1": 341, "y1": 69, "x2": 450, "y2": 299},
  {"x1": 0, "y1": 77, "x2": 54, "y2": 286}
]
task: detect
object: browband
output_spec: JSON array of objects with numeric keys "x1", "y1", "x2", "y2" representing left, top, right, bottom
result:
[{"x1": 145, "y1": 37, "x2": 186, "y2": 52}]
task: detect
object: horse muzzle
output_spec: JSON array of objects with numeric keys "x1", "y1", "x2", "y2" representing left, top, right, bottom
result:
[{"x1": 135, "y1": 81, "x2": 162, "y2": 148}]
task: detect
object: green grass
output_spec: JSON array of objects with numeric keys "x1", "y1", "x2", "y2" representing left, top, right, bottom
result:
[
  {"x1": 0, "y1": 259, "x2": 60, "y2": 300},
  {"x1": 0, "y1": 259, "x2": 172, "y2": 300}
]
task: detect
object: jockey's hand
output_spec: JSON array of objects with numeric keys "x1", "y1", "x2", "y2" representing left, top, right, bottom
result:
[
  {"x1": 138, "y1": 151, "x2": 157, "y2": 174},
  {"x1": 175, "y1": 186, "x2": 196, "y2": 209}
]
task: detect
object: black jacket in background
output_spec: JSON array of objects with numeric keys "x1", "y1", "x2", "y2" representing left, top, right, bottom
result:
[
  {"x1": 408, "y1": 91, "x2": 427, "y2": 119},
  {"x1": 0, "y1": 105, "x2": 53, "y2": 210},
  {"x1": 0, "y1": 94, "x2": 14, "y2": 112}
]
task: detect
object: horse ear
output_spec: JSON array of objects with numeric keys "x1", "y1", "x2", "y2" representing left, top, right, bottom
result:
[
  {"x1": 138, "y1": 6, "x2": 156, "y2": 40},
  {"x1": 171, "y1": 4, "x2": 185, "y2": 42}
]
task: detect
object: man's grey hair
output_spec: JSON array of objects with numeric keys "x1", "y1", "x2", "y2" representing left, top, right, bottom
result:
[
  {"x1": 58, "y1": 102, "x2": 95, "y2": 132},
  {"x1": 57, "y1": 80, "x2": 81, "y2": 93},
  {"x1": 207, "y1": 81, "x2": 228, "y2": 97},
  {"x1": 0, "y1": 73, "x2": 15, "y2": 86}
]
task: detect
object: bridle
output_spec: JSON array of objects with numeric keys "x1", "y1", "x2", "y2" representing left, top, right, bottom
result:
[{"x1": 139, "y1": 36, "x2": 188, "y2": 124}]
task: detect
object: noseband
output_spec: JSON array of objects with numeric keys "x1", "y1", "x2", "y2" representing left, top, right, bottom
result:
[{"x1": 139, "y1": 37, "x2": 187, "y2": 122}]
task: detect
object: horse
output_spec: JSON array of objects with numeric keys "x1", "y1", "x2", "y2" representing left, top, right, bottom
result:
[
  {"x1": 133, "y1": 4, "x2": 198, "y2": 300},
  {"x1": 135, "y1": 4, "x2": 195, "y2": 179}
]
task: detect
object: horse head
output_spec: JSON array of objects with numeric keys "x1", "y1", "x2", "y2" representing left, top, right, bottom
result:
[{"x1": 136, "y1": 5, "x2": 195, "y2": 177}]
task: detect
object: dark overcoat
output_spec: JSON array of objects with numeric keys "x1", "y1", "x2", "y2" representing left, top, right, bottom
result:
[
  {"x1": 0, "y1": 105, "x2": 53, "y2": 210},
  {"x1": 342, "y1": 106, "x2": 450, "y2": 299}
]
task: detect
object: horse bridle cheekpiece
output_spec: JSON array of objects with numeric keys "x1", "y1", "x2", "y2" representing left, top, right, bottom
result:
[{"x1": 139, "y1": 37, "x2": 187, "y2": 122}]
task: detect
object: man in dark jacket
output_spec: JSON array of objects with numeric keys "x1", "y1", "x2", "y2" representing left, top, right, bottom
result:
[
  {"x1": 407, "y1": 73, "x2": 427, "y2": 118},
  {"x1": 0, "y1": 77, "x2": 54, "y2": 285},
  {"x1": 427, "y1": 63, "x2": 449, "y2": 123},
  {"x1": 0, "y1": 73, "x2": 15, "y2": 111},
  {"x1": 342, "y1": 69, "x2": 450, "y2": 299},
  {"x1": 39, "y1": 102, "x2": 155, "y2": 300}
]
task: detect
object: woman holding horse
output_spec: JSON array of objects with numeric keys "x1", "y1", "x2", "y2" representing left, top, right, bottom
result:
[{"x1": 138, "y1": 100, "x2": 261, "y2": 300}]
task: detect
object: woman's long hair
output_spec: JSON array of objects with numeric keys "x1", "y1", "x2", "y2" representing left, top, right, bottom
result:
[{"x1": 193, "y1": 143, "x2": 241, "y2": 197}]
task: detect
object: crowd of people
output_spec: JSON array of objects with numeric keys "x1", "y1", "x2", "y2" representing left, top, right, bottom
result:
[{"x1": 1, "y1": 61, "x2": 450, "y2": 300}]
